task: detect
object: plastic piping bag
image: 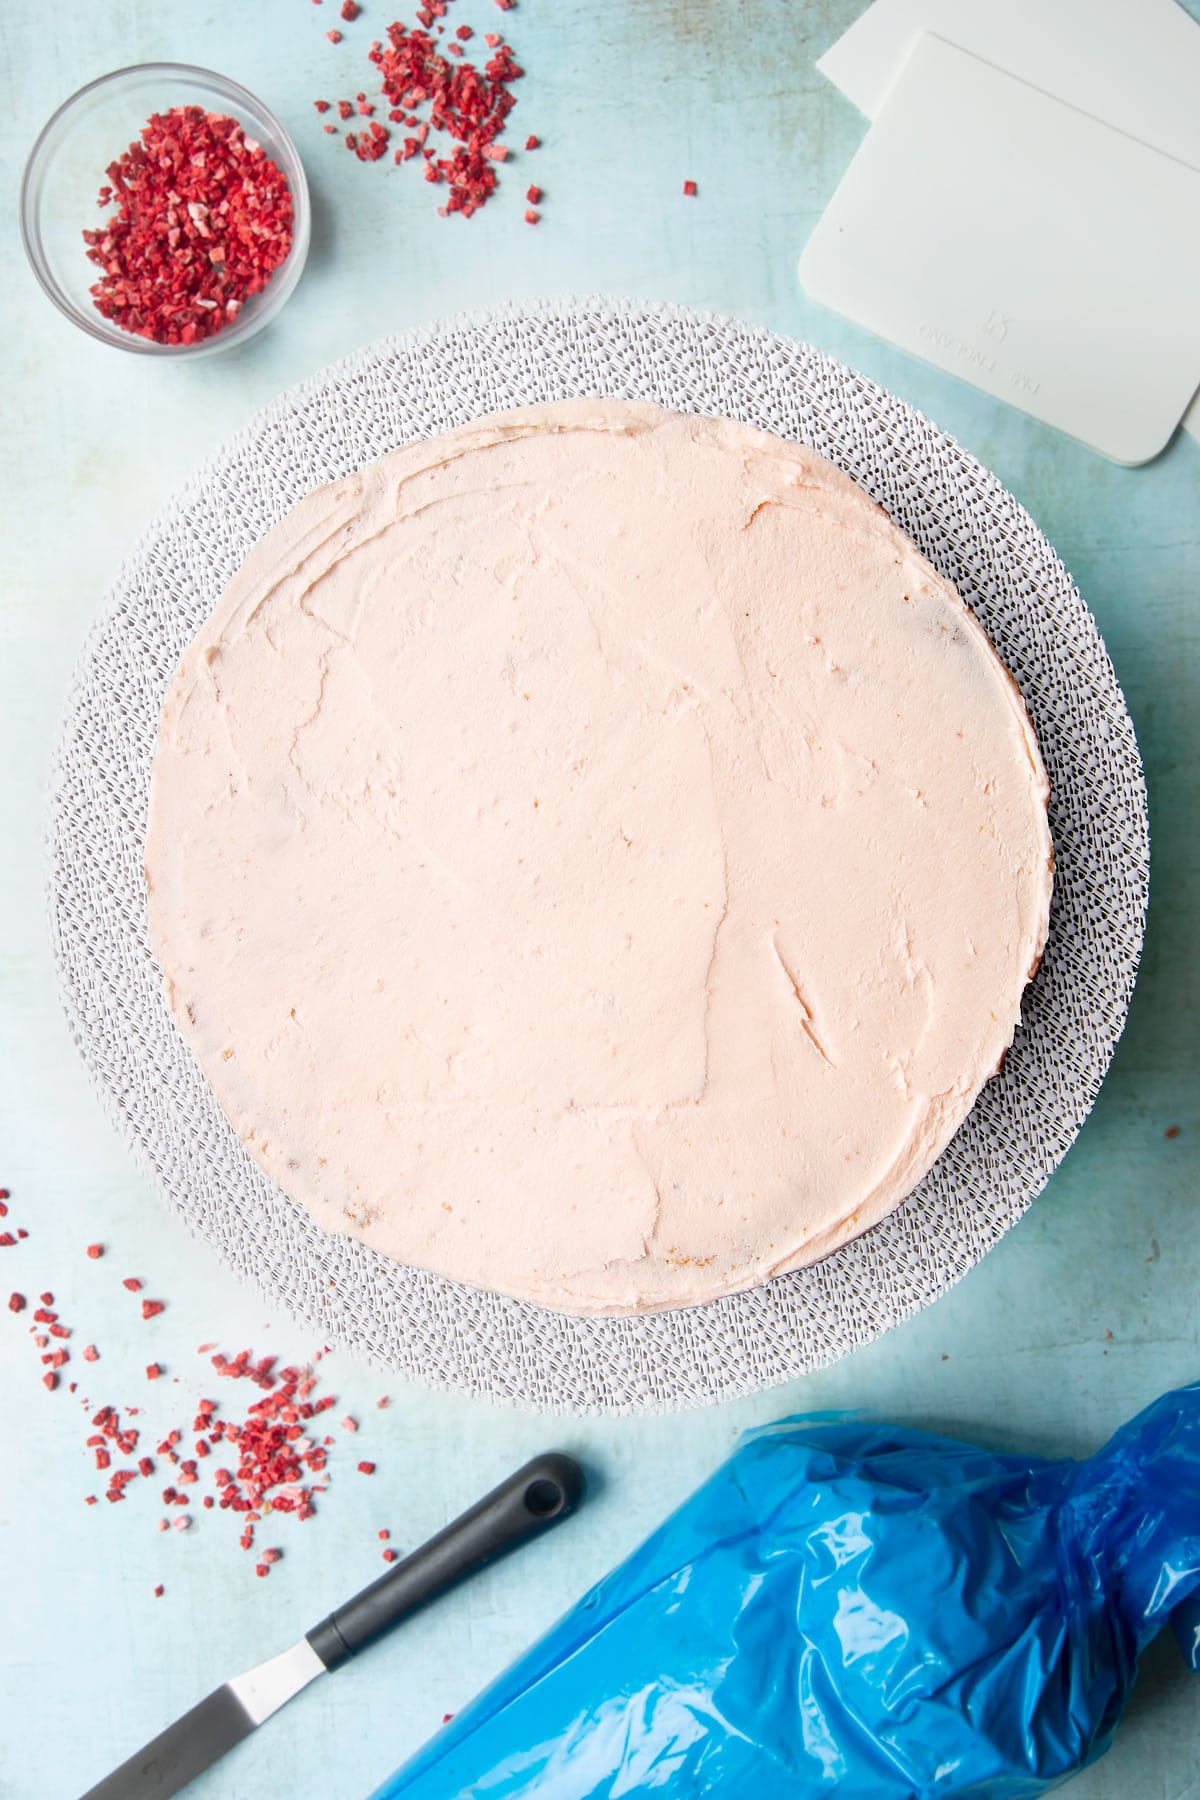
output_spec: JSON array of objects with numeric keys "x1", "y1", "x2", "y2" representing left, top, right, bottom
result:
[{"x1": 374, "y1": 1384, "x2": 1200, "y2": 1798}]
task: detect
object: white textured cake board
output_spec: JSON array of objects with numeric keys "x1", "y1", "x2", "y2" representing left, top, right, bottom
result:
[{"x1": 47, "y1": 299, "x2": 1148, "y2": 1416}]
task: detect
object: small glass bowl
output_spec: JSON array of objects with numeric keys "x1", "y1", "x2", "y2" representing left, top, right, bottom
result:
[{"x1": 20, "y1": 63, "x2": 310, "y2": 358}]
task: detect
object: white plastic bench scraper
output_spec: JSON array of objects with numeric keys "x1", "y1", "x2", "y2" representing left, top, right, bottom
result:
[
  {"x1": 816, "y1": 0, "x2": 1200, "y2": 168},
  {"x1": 799, "y1": 32, "x2": 1200, "y2": 464},
  {"x1": 815, "y1": 0, "x2": 1200, "y2": 445}
]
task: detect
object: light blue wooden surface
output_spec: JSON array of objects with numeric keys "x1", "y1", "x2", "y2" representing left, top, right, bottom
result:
[{"x1": 1, "y1": 3, "x2": 1197, "y2": 1797}]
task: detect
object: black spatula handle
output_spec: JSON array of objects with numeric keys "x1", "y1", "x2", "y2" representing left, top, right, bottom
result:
[{"x1": 306, "y1": 1451, "x2": 585, "y2": 1670}]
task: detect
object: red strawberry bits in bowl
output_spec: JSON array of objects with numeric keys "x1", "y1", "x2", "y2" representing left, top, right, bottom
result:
[{"x1": 21, "y1": 64, "x2": 309, "y2": 356}]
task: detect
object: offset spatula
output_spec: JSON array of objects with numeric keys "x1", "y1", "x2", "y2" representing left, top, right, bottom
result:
[{"x1": 79, "y1": 1451, "x2": 585, "y2": 1800}]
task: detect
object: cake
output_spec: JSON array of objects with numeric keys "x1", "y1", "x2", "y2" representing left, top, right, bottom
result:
[{"x1": 145, "y1": 401, "x2": 1053, "y2": 1314}]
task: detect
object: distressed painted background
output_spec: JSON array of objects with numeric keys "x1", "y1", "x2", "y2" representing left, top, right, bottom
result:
[{"x1": 1, "y1": 3, "x2": 1197, "y2": 1796}]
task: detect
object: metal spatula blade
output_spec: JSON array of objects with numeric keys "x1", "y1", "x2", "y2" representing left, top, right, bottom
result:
[
  {"x1": 78, "y1": 1640, "x2": 325, "y2": 1800},
  {"x1": 78, "y1": 1452, "x2": 585, "y2": 1800}
]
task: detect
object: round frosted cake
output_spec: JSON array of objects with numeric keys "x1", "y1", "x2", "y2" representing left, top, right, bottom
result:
[{"x1": 146, "y1": 401, "x2": 1053, "y2": 1315}]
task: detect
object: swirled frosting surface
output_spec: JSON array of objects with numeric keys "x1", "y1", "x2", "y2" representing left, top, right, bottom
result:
[{"x1": 147, "y1": 401, "x2": 1052, "y2": 1313}]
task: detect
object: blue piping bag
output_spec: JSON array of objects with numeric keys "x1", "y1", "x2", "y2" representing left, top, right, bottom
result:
[{"x1": 374, "y1": 1384, "x2": 1200, "y2": 1798}]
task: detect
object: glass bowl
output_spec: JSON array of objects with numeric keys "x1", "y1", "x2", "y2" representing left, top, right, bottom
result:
[{"x1": 20, "y1": 63, "x2": 310, "y2": 358}]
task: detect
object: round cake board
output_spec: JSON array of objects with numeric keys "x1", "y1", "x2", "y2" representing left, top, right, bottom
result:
[{"x1": 47, "y1": 299, "x2": 1148, "y2": 1415}]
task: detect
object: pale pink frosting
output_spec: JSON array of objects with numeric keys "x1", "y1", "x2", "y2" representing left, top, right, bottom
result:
[{"x1": 146, "y1": 401, "x2": 1052, "y2": 1314}]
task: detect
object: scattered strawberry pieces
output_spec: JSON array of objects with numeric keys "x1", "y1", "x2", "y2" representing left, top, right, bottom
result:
[
  {"x1": 341, "y1": 1415, "x2": 359, "y2": 1432},
  {"x1": 0, "y1": 1233, "x2": 16, "y2": 1249},
  {"x1": 347, "y1": 121, "x2": 391, "y2": 160},
  {"x1": 382, "y1": 1547, "x2": 398, "y2": 1562},
  {"x1": 314, "y1": 99, "x2": 331, "y2": 112},
  {"x1": 314, "y1": 17, "x2": 530, "y2": 220},
  {"x1": 255, "y1": 1563, "x2": 270, "y2": 1577},
  {"x1": 341, "y1": 0, "x2": 360, "y2": 17},
  {"x1": 682, "y1": 179, "x2": 697, "y2": 197},
  {"x1": 524, "y1": 208, "x2": 538, "y2": 223},
  {"x1": 86, "y1": 1243, "x2": 104, "y2": 1259},
  {"x1": 10, "y1": 1254, "x2": 377, "y2": 1579},
  {"x1": 526, "y1": 184, "x2": 540, "y2": 204},
  {"x1": 123, "y1": 1277, "x2": 142, "y2": 1292},
  {"x1": 327, "y1": 28, "x2": 343, "y2": 41},
  {"x1": 378, "y1": 1528, "x2": 390, "y2": 1540},
  {"x1": 154, "y1": 1584, "x2": 165, "y2": 1597},
  {"x1": 524, "y1": 132, "x2": 538, "y2": 149}
]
